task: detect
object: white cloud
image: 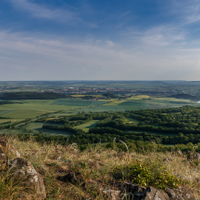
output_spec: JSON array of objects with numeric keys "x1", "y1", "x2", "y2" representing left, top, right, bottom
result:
[
  {"x1": 0, "y1": 30, "x2": 200, "y2": 81},
  {"x1": 170, "y1": 0, "x2": 200, "y2": 25},
  {"x1": 122, "y1": 24, "x2": 186, "y2": 48},
  {"x1": 141, "y1": 25, "x2": 186, "y2": 46},
  {"x1": 120, "y1": 1, "x2": 200, "y2": 48},
  {"x1": 9, "y1": 0, "x2": 80, "y2": 23}
]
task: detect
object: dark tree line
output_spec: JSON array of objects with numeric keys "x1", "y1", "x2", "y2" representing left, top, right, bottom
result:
[
  {"x1": 37, "y1": 106, "x2": 200, "y2": 146},
  {"x1": 0, "y1": 92, "x2": 66, "y2": 100}
]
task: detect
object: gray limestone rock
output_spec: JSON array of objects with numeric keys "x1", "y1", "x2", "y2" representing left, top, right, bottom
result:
[
  {"x1": 7, "y1": 158, "x2": 46, "y2": 199},
  {"x1": 103, "y1": 190, "x2": 121, "y2": 200}
]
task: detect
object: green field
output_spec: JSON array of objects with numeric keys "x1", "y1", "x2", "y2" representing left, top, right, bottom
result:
[
  {"x1": 0, "y1": 110, "x2": 16, "y2": 116},
  {"x1": 101, "y1": 95, "x2": 196, "y2": 110},
  {"x1": 0, "y1": 96, "x2": 196, "y2": 121},
  {"x1": 74, "y1": 120, "x2": 100, "y2": 132},
  {"x1": 0, "y1": 96, "x2": 199, "y2": 136},
  {"x1": 126, "y1": 118, "x2": 140, "y2": 123},
  {"x1": 52, "y1": 99, "x2": 107, "y2": 106},
  {"x1": 76, "y1": 105, "x2": 125, "y2": 112},
  {"x1": 0, "y1": 100, "x2": 84, "y2": 120},
  {"x1": 20, "y1": 122, "x2": 72, "y2": 136},
  {"x1": 20, "y1": 122, "x2": 44, "y2": 130}
]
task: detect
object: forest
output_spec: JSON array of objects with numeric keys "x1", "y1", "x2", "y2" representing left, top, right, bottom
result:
[{"x1": 16, "y1": 105, "x2": 199, "y2": 152}]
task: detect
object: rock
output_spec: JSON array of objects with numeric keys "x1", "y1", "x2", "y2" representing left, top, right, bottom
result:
[
  {"x1": 0, "y1": 152, "x2": 6, "y2": 160},
  {"x1": 166, "y1": 187, "x2": 196, "y2": 200},
  {"x1": 0, "y1": 138, "x2": 46, "y2": 199},
  {"x1": 193, "y1": 153, "x2": 200, "y2": 160},
  {"x1": 143, "y1": 187, "x2": 169, "y2": 200},
  {"x1": 103, "y1": 189, "x2": 120, "y2": 200},
  {"x1": 177, "y1": 150, "x2": 183, "y2": 156},
  {"x1": 122, "y1": 183, "x2": 195, "y2": 200},
  {"x1": 122, "y1": 183, "x2": 154, "y2": 200},
  {"x1": 7, "y1": 158, "x2": 46, "y2": 199},
  {"x1": 0, "y1": 136, "x2": 20, "y2": 160},
  {"x1": 187, "y1": 151, "x2": 200, "y2": 161},
  {"x1": 187, "y1": 151, "x2": 194, "y2": 160}
]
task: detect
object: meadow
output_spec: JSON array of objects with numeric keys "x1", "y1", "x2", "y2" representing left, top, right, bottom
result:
[
  {"x1": 21, "y1": 122, "x2": 72, "y2": 136},
  {"x1": 74, "y1": 120, "x2": 100, "y2": 132}
]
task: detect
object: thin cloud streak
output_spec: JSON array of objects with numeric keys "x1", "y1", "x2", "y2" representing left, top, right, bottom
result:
[
  {"x1": 9, "y1": 0, "x2": 80, "y2": 23},
  {"x1": 122, "y1": 1, "x2": 200, "y2": 47},
  {"x1": 0, "y1": 30, "x2": 200, "y2": 81},
  {"x1": 122, "y1": 24, "x2": 186, "y2": 47},
  {"x1": 171, "y1": 0, "x2": 200, "y2": 25}
]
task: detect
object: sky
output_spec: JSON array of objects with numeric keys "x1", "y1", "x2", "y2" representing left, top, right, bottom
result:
[{"x1": 1, "y1": 0, "x2": 200, "y2": 81}]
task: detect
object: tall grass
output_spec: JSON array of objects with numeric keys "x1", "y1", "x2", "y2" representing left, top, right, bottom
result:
[{"x1": 1, "y1": 135, "x2": 199, "y2": 199}]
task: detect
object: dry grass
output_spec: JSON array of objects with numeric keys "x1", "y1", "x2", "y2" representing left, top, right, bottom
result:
[{"x1": 2, "y1": 135, "x2": 200, "y2": 199}]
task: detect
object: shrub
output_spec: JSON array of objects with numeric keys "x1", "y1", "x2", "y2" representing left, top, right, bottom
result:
[{"x1": 113, "y1": 159, "x2": 184, "y2": 190}]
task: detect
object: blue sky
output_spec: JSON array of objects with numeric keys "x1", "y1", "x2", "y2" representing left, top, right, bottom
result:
[{"x1": 1, "y1": 0, "x2": 200, "y2": 81}]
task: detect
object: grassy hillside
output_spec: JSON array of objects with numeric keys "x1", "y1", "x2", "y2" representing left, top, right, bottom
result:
[{"x1": 1, "y1": 135, "x2": 199, "y2": 199}]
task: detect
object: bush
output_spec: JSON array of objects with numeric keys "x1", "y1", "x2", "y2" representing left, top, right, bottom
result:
[{"x1": 113, "y1": 159, "x2": 184, "y2": 190}]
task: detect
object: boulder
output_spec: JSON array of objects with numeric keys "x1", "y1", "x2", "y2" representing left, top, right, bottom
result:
[
  {"x1": 103, "y1": 189, "x2": 121, "y2": 200},
  {"x1": 177, "y1": 150, "x2": 183, "y2": 156},
  {"x1": 7, "y1": 158, "x2": 46, "y2": 199},
  {"x1": 121, "y1": 183, "x2": 195, "y2": 200},
  {"x1": 142, "y1": 187, "x2": 169, "y2": 200},
  {"x1": 193, "y1": 153, "x2": 200, "y2": 160},
  {"x1": 187, "y1": 151, "x2": 194, "y2": 160},
  {"x1": 122, "y1": 183, "x2": 159, "y2": 200},
  {"x1": 166, "y1": 187, "x2": 196, "y2": 200},
  {"x1": 0, "y1": 136, "x2": 20, "y2": 160},
  {"x1": 187, "y1": 151, "x2": 200, "y2": 160}
]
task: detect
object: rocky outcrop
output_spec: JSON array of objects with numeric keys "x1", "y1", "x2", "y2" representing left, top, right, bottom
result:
[
  {"x1": 186, "y1": 151, "x2": 200, "y2": 168},
  {"x1": 187, "y1": 151, "x2": 200, "y2": 160},
  {"x1": 0, "y1": 136, "x2": 20, "y2": 160},
  {"x1": 166, "y1": 187, "x2": 196, "y2": 200},
  {"x1": 106, "y1": 183, "x2": 196, "y2": 200},
  {"x1": 103, "y1": 189, "x2": 121, "y2": 200},
  {"x1": 7, "y1": 158, "x2": 46, "y2": 199},
  {"x1": 177, "y1": 150, "x2": 183, "y2": 156},
  {"x1": 121, "y1": 183, "x2": 168, "y2": 200},
  {"x1": 0, "y1": 137, "x2": 46, "y2": 199}
]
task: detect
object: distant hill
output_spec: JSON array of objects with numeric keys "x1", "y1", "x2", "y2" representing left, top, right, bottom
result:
[
  {"x1": 0, "y1": 92, "x2": 66, "y2": 100},
  {"x1": 170, "y1": 94, "x2": 200, "y2": 100}
]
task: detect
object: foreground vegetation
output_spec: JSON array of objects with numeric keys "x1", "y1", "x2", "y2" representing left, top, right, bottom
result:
[{"x1": 1, "y1": 135, "x2": 199, "y2": 199}]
